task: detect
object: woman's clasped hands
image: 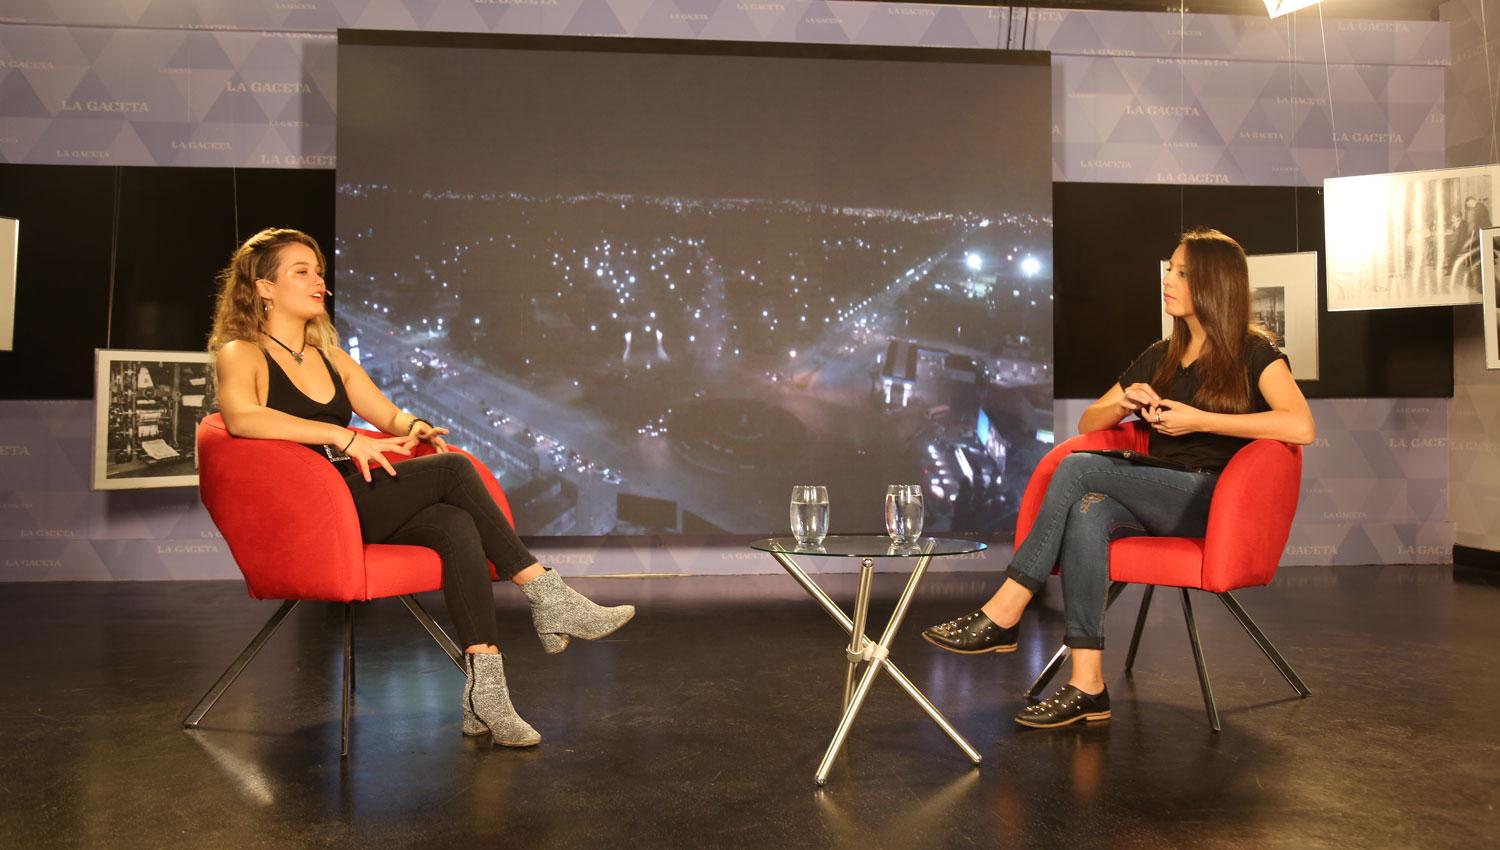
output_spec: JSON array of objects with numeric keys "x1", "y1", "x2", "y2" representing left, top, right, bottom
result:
[{"x1": 1118, "y1": 382, "x2": 1205, "y2": 438}]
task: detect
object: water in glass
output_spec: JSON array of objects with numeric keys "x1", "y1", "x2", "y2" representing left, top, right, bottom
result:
[
  {"x1": 790, "y1": 485, "x2": 829, "y2": 547},
  {"x1": 885, "y1": 485, "x2": 924, "y2": 545}
]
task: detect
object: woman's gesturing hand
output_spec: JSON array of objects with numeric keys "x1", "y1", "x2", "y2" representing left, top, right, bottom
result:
[
  {"x1": 346, "y1": 432, "x2": 418, "y2": 482},
  {"x1": 1118, "y1": 382, "x2": 1162, "y2": 418},
  {"x1": 411, "y1": 421, "x2": 450, "y2": 453},
  {"x1": 1147, "y1": 399, "x2": 1205, "y2": 437}
]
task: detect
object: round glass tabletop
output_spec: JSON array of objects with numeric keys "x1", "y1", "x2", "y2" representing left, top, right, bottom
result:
[{"x1": 749, "y1": 534, "x2": 987, "y2": 558}]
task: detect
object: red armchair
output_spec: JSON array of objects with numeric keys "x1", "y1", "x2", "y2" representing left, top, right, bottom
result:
[
  {"x1": 1018, "y1": 421, "x2": 1310, "y2": 731},
  {"x1": 182, "y1": 413, "x2": 516, "y2": 755}
]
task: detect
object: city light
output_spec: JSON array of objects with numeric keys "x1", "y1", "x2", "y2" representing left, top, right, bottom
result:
[{"x1": 338, "y1": 187, "x2": 1051, "y2": 535}]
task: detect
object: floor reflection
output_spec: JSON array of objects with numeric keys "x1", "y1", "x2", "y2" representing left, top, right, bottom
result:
[{"x1": 815, "y1": 769, "x2": 981, "y2": 846}]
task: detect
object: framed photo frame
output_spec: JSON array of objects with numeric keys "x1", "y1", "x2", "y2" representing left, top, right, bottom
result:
[
  {"x1": 1325, "y1": 164, "x2": 1497, "y2": 311},
  {"x1": 1159, "y1": 251, "x2": 1320, "y2": 380},
  {"x1": 1481, "y1": 226, "x2": 1500, "y2": 370},
  {"x1": 92, "y1": 349, "x2": 217, "y2": 490}
]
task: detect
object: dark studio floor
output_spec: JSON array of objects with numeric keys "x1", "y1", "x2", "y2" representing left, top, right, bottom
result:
[{"x1": 1, "y1": 565, "x2": 1497, "y2": 849}]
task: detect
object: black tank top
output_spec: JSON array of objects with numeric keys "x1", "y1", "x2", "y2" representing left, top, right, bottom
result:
[{"x1": 261, "y1": 346, "x2": 355, "y2": 463}]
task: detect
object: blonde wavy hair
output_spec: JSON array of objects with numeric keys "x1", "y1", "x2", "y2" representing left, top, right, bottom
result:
[{"x1": 208, "y1": 228, "x2": 338, "y2": 353}]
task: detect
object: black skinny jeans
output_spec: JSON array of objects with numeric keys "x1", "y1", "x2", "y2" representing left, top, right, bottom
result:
[{"x1": 342, "y1": 453, "x2": 536, "y2": 648}]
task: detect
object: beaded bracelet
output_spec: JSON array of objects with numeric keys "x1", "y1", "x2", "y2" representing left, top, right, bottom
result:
[{"x1": 407, "y1": 417, "x2": 433, "y2": 435}]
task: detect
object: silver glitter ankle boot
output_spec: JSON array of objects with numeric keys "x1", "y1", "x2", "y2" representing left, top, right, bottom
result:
[
  {"x1": 521, "y1": 569, "x2": 636, "y2": 655},
  {"x1": 461, "y1": 662, "x2": 485, "y2": 737},
  {"x1": 463, "y1": 652, "x2": 541, "y2": 747}
]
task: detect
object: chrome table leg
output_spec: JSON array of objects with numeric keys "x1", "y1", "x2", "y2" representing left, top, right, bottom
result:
[
  {"x1": 770, "y1": 543, "x2": 981, "y2": 785},
  {"x1": 843, "y1": 558, "x2": 875, "y2": 711}
]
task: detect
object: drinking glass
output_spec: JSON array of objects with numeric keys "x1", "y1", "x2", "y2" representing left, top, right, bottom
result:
[
  {"x1": 790, "y1": 485, "x2": 830, "y2": 547},
  {"x1": 885, "y1": 485, "x2": 924, "y2": 545}
]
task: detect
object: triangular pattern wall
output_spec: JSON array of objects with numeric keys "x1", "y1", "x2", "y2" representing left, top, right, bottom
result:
[{"x1": 0, "y1": 2, "x2": 1448, "y2": 184}]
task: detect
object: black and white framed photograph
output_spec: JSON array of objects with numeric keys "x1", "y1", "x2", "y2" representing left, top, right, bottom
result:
[
  {"x1": 1160, "y1": 251, "x2": 1319, "y2": 380},
  {"x1": 1325, "y1": 164, "x2": 1497, "y2": 311},
  {"x1": 92, "y1": 349, "x2": 217, "y2": 490},
  {"x1": 1480, "y1": 226, "x2": 1500, "y2": 370}
]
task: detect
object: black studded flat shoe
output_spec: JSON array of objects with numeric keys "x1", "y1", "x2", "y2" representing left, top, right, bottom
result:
[
  {"x1": 921, "y1": 610, "x2": 1018, "y2": 654},
  {"x1": 1014, "y1": 684, "x2": 1111, "y2": 729}
]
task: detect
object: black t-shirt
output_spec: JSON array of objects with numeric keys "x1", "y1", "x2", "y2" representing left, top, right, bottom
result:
[{"x1": 1116, "y1": 334, "x2": 1289, "y2": 473}]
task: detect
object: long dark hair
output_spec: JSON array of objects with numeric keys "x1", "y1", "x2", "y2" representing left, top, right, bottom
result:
[{"x1": 1153, "y1": 228, "x2": 1276, "y2": 414}]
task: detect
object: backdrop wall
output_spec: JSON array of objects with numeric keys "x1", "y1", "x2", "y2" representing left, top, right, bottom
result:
[
  {"x1": 1440, "y1": 0, "x2": 1500, "y2": 558},
  {"x1": 0, "y1": 1, "x2": 1462, "y2": 577},
  {"x1": 1, "y1": 3, "x2": 1446, "y2": 185}
]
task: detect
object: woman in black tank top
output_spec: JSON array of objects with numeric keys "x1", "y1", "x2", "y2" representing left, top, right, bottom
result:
[
  {"x1": 921, "y1": 229, "x2": 1316, "y2": 730},
  {"x1": 209, "y1": 228, "x2": 636, "y2": 748}
]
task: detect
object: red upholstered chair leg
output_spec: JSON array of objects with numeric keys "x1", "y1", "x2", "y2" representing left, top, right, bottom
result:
[
  {"x1": 398, "y1": 595, "x2": 466, "y2": 672},
  {"x1": 1023, "y1": 581, "x2": 1129, "y2": 700},
  {"x1": 1180, "y1": 589, "x2": 1221, "y2": 732},
  {"x1": 183, "y1": 596, "x2": 470, "y2": 758},
  {"x1": 342, "y1": 603, "x2": 354, "y2": 758},
  {"x1": 1217, "y1": 592, "x2": 1312, "y2": 698},
  {"x1": 182, "y1": 600, "x2": 301, "y2": 728},
  {"x1": 1024, "y1": 644, "x2": 1071, "y2": 701},
  {"x1": 348, "y1": 605, "x2": 357, "y2": 696},
  {"x1": 1123, "y1": 585, "x2": 1155, "y2": 673},
  {"x1": 1060, "y1": 587, "x2": 1309, "y2": 733}
]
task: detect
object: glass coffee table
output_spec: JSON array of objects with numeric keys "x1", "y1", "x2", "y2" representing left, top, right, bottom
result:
[{"x1": 749, "y1": 534, "x2": 987, "y2": 785}]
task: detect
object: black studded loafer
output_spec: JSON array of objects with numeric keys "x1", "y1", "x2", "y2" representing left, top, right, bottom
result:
[
  {"x1": 921, "y1": 610, "x2": 1019, "y2": 654},
  {"x1": 1014, "y1": 685, "x2": 1111, "y2": 729}
]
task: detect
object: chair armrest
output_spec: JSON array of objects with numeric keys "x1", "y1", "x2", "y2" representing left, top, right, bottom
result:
[
  {"x1": 1200, "y1": 439, "x2": 1302, "y2": 592},
  {"x1": 197, "y1": 418, "x2": 366, "y2": 602},
  {"x1": 1014, "y1": 423, "x2": 1146, "y2": 547}
]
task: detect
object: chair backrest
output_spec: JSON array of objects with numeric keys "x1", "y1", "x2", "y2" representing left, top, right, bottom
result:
[
  {"x1": 1014, "y1": 421, "x2": 1302, "y2": 592},
  {"x1": 198, "y1": 413, "x2": 368, "y2": 601}
]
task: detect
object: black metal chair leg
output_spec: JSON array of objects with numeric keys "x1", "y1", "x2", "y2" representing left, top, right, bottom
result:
[
  {"x1": 341, "y1": 603, "x2": 353, "y2": 758},
  {"x1": 1124, "y1": 586, "x2": 1155, "y2": 673},
  {"x1": 1025, "y1": 644, "x2": 1070, "y2": 700},
  {"x1": 348, "y1": 608, "x2": 357, "y2": 695},
  {"x1": 1025, "y1": 582, "x2": 1128, "y2": 699},
  {"x1": 1218, "y1": 592, "x2": 1311, "y2": 698},
  {"x1": 183, "y1": 600, "x2": 300, "y2": 728},
  {"x1": 1105, "y1": 581, "x2": 1128, "y2": 607},
  {"x1": 1180, "y1": 589, "x2": 1221, "y2": 732},
  {"x1": 399, "y1": 594, "x2": 466, "y2": 672}
]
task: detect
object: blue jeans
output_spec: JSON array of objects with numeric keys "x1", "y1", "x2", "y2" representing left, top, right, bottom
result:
[{"x1": 1006, "y1": 453, "x2": 1219, "y2": 649}]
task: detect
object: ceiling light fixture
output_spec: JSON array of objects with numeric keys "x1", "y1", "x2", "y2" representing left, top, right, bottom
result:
[{"x1": 1264, "y1": 0, "x2": 1326, "y2": 17}]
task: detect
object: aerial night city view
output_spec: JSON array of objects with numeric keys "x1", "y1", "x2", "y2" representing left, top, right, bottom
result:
[{"x1": 336, "y1": 38, "x2": 1053, "y2": 536}]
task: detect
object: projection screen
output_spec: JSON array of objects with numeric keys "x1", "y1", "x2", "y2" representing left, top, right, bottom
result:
[{"x1": 337, "y1": 32, "x2": 1053, "y2": 537}]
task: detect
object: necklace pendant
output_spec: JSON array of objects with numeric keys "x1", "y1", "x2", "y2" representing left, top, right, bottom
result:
[{"x1": 293, "y1": 352, "x2": 304, "y2": 365}]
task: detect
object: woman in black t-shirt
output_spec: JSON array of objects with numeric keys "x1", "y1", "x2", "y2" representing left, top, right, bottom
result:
[
  {"x1": 210, "y1": 229, "x2": 636, "y2": 748},
  {"x1": 923, "y1": 228, "x2": 1315, "y2": 729}
]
